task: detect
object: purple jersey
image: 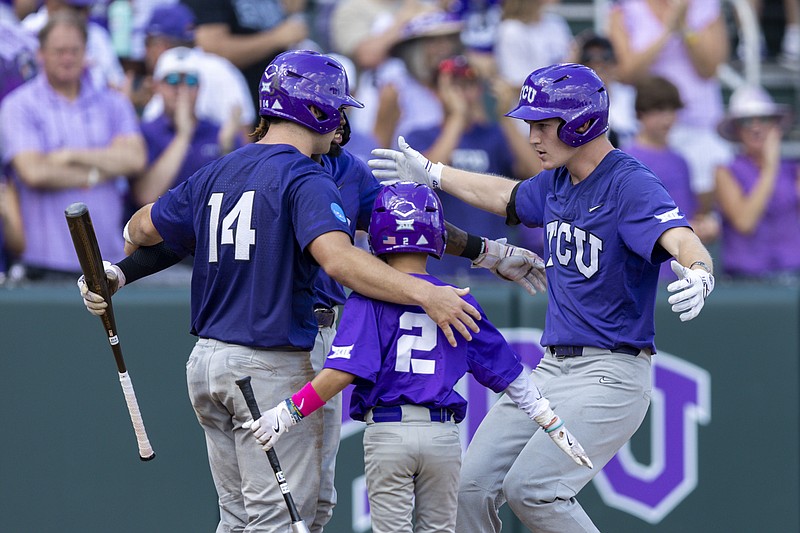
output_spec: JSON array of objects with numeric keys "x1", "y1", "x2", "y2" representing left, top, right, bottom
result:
[
  {"x1": 511, "y1": 150, "x2": 690, "y2": 352},
  {"x1": 140, "y1": 115, "x2": 237, "y2": 190},
  {"x1": 720, "y1": 155, "x2": 800, "y2": 277},
  {"x1": 625, "y1": 143, "x2": 697, "y2": 283},
  {"x1": 324, "y1": 273, "x2": 523, "y2": 423},
  {"x1": 406, "y1": 122, "x2": 516, "y2": 280},
  {"x1": 313, "y1": 149, "x2": 382, "y2": 308},
  {"x1": 150, "y1": 143, "x2": 351, "y2": 349}
]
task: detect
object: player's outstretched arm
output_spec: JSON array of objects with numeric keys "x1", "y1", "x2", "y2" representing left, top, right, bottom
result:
[
  {"x1": 309, "y1": 231, "x2": 481, "y2": 347},
  {"x1": 658, "y1": 227, "x2": 715, "y2": 322},
  {"x1": 246, "y1": 369, "x2": 354, "y2": 451},
  {"x1": 504, "y1": 372, "x2": 593, "y2": 468}
]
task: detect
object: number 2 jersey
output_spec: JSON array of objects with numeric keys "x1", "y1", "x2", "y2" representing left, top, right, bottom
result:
[
  {"x1": 150, "y1": 143, "x2": 352, "y2": 350},
  {"x1": 323, "y1": 273, "x2": 524, "y2": 423}
]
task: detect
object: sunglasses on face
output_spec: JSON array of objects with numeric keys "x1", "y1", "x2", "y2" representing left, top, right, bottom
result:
[
  {"x1": 737, "y1": 116, "x2": 778, "y2": 128},
  {"x1": 163, "y1": 72, "x2": 199, "y2": 87}
]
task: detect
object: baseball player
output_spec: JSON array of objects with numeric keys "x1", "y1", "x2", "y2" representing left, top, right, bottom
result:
[
  {"x1": 81, "y1": 50, "x2": 483, "y2": 532},
  {"x1": 246, "y1": 181, "x2": 591, "y2": 533},
  {"x1": 368, "y1": 63, "x2": 716, "y2": 532}
]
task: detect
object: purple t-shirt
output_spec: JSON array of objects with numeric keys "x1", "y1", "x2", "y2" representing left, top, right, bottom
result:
[
  {"x1": 314, "y1": 149, "x2": 382, "y2": 308},
  {"x1": 140, "y1": 115, "x2": 238, "y2": 191},
  {"x1": 406, "y1": 122, "x2": 518, "y2": 281},
  {"x1": 720, "y1": 155, "x2": 800, "y2": 277},
  {"x1": 324, "y1": 273, "x2": 523, "y2": 423},
  {"x1": 0, "y1": 74, "x2": 140, "y2": 271},
  {"x1": 511, "y1": 150, "x2": 690, "y2": 353},
  {"x1": 150, "y1": 143, "x2": 351, "y2": 349},
  {"x1": 625, "y1": 142, "x2": 697, "y2": 282}
]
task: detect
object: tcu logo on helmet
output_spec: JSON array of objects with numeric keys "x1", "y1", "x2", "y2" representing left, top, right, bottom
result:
[{"x1": 519, "y1": 84, "x2": 537, "y2": 104}]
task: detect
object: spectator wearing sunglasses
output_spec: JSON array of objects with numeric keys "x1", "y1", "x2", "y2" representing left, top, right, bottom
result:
[{"x1": 132, "y1": 46, "x2": 242, "y2": 213}]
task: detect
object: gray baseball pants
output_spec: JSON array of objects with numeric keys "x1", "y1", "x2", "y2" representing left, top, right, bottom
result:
[
  {"x1": 364, "y1": 405, "x2": 462, "y2": 533},
  {"x1": 186, "y1": 338, "x2": 323, "y2": 533},
  {"x1": 309, "y1": 319, "x2": 341, "y2": 532},
  {"x1": 456, "y1": 349, "x2": 652, "y2": 533}
]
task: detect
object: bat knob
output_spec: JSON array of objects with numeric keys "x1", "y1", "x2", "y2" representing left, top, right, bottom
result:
[{"x1": 140, "y1": 452, "x2": 156, "y2": 462}]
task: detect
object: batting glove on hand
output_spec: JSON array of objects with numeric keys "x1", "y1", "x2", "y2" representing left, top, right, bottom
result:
[
  {"x1": 534, "y1": 407, "x2": 593, "y2": 469},
  {"x1": 76, "y1": 261, "x2": 126, "y2": 316},
  {"x1": 667, "y1": 261, "x2": 714, "y2": 322},
  {"x1": 368, "y1": 136, "x2": 443, "y2": 188},
  {"x1": 473, "y1": 238, "x2": 547, "y2": 296},
  {"x1": 244, "y1": 399, "x2": 302, "y2": 451}
]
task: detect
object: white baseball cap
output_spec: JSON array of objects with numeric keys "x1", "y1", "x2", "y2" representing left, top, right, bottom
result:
[{"x1": 153, "y1": 46, "x2": 201, "y2": 81}]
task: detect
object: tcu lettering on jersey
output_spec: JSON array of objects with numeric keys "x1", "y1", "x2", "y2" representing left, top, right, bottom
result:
[{"x1": 545, "y1": 220, "x2": 604, "y2": 278}]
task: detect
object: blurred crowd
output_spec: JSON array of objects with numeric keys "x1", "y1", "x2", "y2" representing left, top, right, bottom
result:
[{"x1": 1, "y1": 0, "x2": 799, "y2": 286}]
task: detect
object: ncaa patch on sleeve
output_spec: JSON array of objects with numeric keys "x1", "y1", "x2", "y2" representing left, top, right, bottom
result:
[{"x1": 331, "y1": 203, "x2": 347, "y2": 224}]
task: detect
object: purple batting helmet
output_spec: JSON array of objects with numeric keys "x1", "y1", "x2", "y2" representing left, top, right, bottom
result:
[
  {"x1": 258, "y1": 50, "x2": 363, "y2": 134},
  {"x1": 369, "y1": 182, "x2": 447, "y2": 259},
  {"x1": 506, "y1": 63, "x2": 609, "y2": 147}
]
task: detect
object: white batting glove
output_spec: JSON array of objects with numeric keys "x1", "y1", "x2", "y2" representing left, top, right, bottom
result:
[
  {"x1": 534, "y1": 407, "x2": 593, "y2": 469},
  {"x1": 667, "y1": 261, "x2": 714, "y2": 322},
  {"x1": 76, "y1": 261, "x2": 126, "y2": 316},
  {"x1": 368, "y1": 136, "x2": 444, "y2": 188},
  {"x1": 473, "y1": 238, "x2": 547, "y2": 296},
  {"x1": 244, "y1": 400, "x2": 301, "y2": 451}
]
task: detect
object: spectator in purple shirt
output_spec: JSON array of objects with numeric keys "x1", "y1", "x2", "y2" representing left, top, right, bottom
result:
[
  {"x1": 714, "y1": 84, "x2": 800, "y2": 282},
  {"x1": 133, "y1": 46, "x2": 241, "y2": 210},
  {"x1": 625, "y1": 75, "x2": 719, "y2": 282},
  {"x1": 0, "y1": 11, "x2": 145, "y2": 281}
]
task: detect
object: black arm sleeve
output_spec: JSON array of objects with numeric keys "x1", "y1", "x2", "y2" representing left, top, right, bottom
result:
[
  {"x1": 505, "y1": 181, "x2": 523, "y2": 226},
  {"x1": 116, "y1": 242, "x2": 186, "y2": 284}
]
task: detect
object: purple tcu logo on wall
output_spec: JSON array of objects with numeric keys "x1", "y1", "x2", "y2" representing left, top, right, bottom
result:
[{"x1": 341, "y1": 327, "x2": 710, "y2": 528}]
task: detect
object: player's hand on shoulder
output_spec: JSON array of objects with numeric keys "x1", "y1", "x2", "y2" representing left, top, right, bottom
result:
[
  {"x1": 244, "y1": 399, "x2": 302, "y2": 451},
  {"x1": 473, "y1": 238, "x2": 547, "y2": 296},
  {"x1": 421, "y1": 284, "x2": 481, "y2": 347},
  {"x1": 534, "y1": 406, "x2": 593, "y2": 469},
  {"x1": 76, "y1": 261, "x2": 125, "y2": 316},
  {"x1": 667, "y1": 260, "x2": 714, "y2": 322}
]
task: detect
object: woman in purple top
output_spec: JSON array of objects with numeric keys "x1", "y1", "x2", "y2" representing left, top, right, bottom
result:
[{"x1": 715, "y1": 84, "x2": 800, "y2": 281}]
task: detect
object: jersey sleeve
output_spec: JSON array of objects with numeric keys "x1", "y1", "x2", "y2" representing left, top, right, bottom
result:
[
  {"x1": 617, "y1": 168, "x2": 691, "y2": 264},
  {"x1": 150, "y1": 177, "x2": 197, "y2": 256},
  {"x1": 290, "y1": 168, "x2": 353, "y2": 251},
  {"x1": 465, "y1": 298, "x2": 524, "y2": 393},
  {"x1": 509, "y1": 173, "x2": 548, "y2": 227},
  {"x1": 323, "y1": 294, "x2": 383, "y2": 382}
]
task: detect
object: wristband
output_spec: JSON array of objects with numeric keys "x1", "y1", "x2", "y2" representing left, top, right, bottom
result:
[
  {"x1": 122, "y1": 221, "x2": 134, "y2": 245},
  {"x1": 689, "y1": 260, "x2": 712, "y2": 274},
  {"x1": 291, "y1": 382, "x2": 326, "y2": 417},
  {"x1": 459, "y1": 233, "x2": 484, "y2": 260}
]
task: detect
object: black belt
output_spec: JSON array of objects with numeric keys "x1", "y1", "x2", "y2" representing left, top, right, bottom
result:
[
  {"x1": 549, "y1": 345, "x2": 641, "y2": 357},
  {"x1": 314, "y1": 307, "x2": 336, "y2": 328},
  {"x1": 371, "y1": 405, "x2": 453, "y2": 423}
]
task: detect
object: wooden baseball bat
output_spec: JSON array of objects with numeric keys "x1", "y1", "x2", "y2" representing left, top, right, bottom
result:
[
  {"x1": 65, "y1": 202, "x2": 155, "y2": 461},
  {"x1": 235, "y1": 376, "x2": 309, "y2": 533}
]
